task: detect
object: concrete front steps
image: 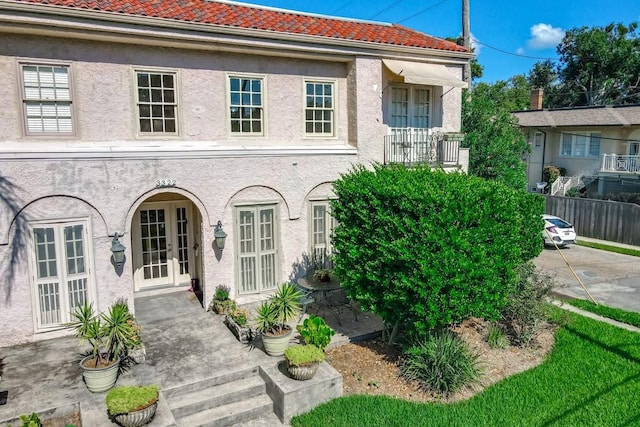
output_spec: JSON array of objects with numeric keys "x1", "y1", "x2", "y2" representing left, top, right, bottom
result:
[{"x1": 164, "y1": 367, "x2": 280, "y2": 426}]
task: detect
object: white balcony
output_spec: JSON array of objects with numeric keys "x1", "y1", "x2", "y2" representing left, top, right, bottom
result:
[{"x1": 601, "y1": 154, "x2": 640, "y2": 174}]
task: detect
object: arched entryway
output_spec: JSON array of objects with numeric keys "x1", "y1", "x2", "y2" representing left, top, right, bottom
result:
[{"x1": 130, "y1": 193, "x2": 203, "y2": 294}]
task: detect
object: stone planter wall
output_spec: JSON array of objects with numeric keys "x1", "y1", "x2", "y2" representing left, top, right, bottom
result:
[{"x1": 224, "y1": 316, "x2": 253, "y2": 344}]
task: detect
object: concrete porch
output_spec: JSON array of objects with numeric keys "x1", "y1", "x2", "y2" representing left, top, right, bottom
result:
[{"x1": 0, "y1": 289, "x2": 383, "y2": 426}]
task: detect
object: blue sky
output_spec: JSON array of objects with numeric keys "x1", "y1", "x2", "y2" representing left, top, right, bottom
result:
[{"x1": 244, "y1": 0, "x2": 640, "y2": 83}]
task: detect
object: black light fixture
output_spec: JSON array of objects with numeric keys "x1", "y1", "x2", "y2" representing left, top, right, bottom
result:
[
  {"x1": 214, "y1": 221, "x2": 227, "y2": 252},
  {"x1": 110, "y1": 233, "x2": 126, "y2": 267}
]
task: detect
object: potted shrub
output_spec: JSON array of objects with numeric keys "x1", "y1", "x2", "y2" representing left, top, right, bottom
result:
[
  {"x1": 106, "y1": 385, "x2": 159, "y2": 427},
  {"x1": 224, "y1": 307, "x2": 252, "y2": 344},
  {"x1": 127, "y1": 316, "x2": 146, "y2": 364},
  {"x1": 284, "y1": 344, "x2": 325, "y2": 380},
  {"x1": 209, "y1": 285, "x2": 236, "y2": 315},
  {"x1": 254, "y1": 283, "x2": 302, "y2": 356},
  {"x1": 312, "y1": 268, "x2": 333, "y2": 283},
  {"x1": 66, "y1": 299, "x2": 138, "y2": 392},
  {"x1": 296, "y1": 315, "x2": 335, "y2": 350}
]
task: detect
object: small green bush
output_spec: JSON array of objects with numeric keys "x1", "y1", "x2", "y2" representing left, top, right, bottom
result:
[
  {"x1": 401, "y1": 330, "x2": 482, "y2": 397},
  {"x1": 486, "y1": 322, "x2": 509, "y2": 349},
  {"x1": 228, "y1": 307, "x2": 250, "y2": 327},
  {"x1": 285, "y1": 344, "x2": 325, "y2": 366},
  {"x1": 500, "y1": 262, "x2": 554, "y2": 346},
  {"x1": 214, "y1": 284, "x2": 230, "y2": 301},
  {"x1": 296, "y1": 315, "x2": 336, "y2": 350},
  {"x1": 19, "y1": 413, "x2": 41, "y2": 427},
  {"x1": 106, "y1": 385, "x2": 159, "y2": 415}
]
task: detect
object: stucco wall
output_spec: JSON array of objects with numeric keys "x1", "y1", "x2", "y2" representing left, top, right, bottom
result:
[{"x1": 0, "y1": 33, "x2": 465, "y2": 347}]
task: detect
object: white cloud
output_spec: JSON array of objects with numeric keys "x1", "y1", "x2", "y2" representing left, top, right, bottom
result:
[
  {"x1": 470, "y1": 33, "x2": 481, "y2": 54},
  {"x1": 527, "y1": 23, "x2": 565, "y2": 49}
]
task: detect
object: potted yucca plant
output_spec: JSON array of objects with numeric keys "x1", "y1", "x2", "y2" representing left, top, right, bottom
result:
[
  {"x1": 254, "y1": 283, "x2": 302, "y2": 356},
  {"x1": 66, "y1": 299, "x2": 138, "y2": 392}
]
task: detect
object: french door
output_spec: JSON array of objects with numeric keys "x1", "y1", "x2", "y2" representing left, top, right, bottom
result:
[
  {"x1": 132, "y1": 201, "x2": 194, "y2": 291},
  {"x1": 236, "y1": 204, "x2": 279, "y2": 295},
  {"x1": 30, "y1": 220, "x2": 94, "y2": 330}
]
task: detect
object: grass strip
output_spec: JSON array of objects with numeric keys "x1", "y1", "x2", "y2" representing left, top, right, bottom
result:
[
  {"x1": 292, "y1": 306, "x2": 640, "y2": 427},
  {"x1": 576, "y1": 240, "x2": 640, "y2": 257},
  {"x1": 560, "y1": 298, "x2": 640, "y2": 328}
]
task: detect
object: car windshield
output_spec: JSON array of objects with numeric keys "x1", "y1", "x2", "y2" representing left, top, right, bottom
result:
[{"x1": 547, "y1": 218, "x2": 571, "y2": 228}]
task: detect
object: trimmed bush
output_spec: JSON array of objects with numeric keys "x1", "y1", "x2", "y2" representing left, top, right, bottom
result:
[
  {"x1": 331, "y1": 165, "x2": 544, "y2": 335},
  {"x1": 401, "y1": 330, "x2": 482, "y2": 397}
]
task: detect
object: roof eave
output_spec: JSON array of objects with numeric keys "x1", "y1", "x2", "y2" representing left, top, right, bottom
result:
[{"x1": 0, "y1": 0, "x2": 474, "y2": 61}]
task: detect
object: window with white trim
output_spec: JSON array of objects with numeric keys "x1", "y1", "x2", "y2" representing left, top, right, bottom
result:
[
  {"x1": 30, "y1": 220, "x2": 93, "y2": 330},
  {"x1": 135, "y1": 70, "x2": 177, "y2": 134},
  {"x1": 310, "y1": 200, "x2": 335, "y2": 268},
  {"x1": 305, "y1": 81, "x2": 334, "y2": 135},
  {"x1": 236, "y1": 205, "x2": 279, "y2": 294},
  {"x1": 229, "y1": 76, "x2": 263, "y2": 134},
  {"x1": 20, "y1": 64, "x2": 73, "y2": 135},
  {"x1": 560, "y1": 132, "x2": 600, "y2": 157},
  {"x1": 390, "y1": 86, "x2": 431, "y2": 128}
]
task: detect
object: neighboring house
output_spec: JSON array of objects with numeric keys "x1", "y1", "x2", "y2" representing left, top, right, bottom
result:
[
  {"x1": 0, "y1": 0, "x2": 471, "y2": 347},
  {"x1": 514, "y1": 90, "x2": 640, "y2": 195}
]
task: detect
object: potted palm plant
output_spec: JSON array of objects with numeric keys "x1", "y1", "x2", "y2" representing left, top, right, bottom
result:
[
  {"x1": 254, "y1": 283, "x2": 302, "y2": 356},
  {"x1": 106, "y1": 385, "x2": 159, "y2": 427},
  {"x1": 66, "y1": 298, "x2": 138, "y2": 392}
]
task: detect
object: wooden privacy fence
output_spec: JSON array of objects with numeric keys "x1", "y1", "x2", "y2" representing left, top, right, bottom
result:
[{"x1": 545, "y1": 195, "x2": 640, "y2": 246}]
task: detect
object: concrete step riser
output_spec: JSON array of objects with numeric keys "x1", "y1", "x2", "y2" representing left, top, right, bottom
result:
[
  {"x1": 176, "y1": 394, "x2": 274, "y2": 427},
  {"x1": 171, "y1": 381, "x2": 266, "y2": 419},
  {"x1": 164, "y1": 366, "x2": 259, "y2": 400}
]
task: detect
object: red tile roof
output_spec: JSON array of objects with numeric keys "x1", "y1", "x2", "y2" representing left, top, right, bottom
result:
[{"x1": 13, "y1": 0, "x2": 469, "y2": 52}]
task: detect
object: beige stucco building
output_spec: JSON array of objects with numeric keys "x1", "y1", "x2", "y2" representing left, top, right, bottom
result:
[{"x1": 0, "y1": 0, "x2": 472, "y2": 347}]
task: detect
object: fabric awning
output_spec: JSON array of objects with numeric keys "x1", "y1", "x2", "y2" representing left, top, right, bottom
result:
[{"x1": 382, "y1": 59, "x2": 467, "y2": 88}]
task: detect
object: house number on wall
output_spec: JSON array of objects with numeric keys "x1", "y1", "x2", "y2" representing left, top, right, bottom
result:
[{"x1": 155, "y1": 179, "x2": 177, "y2": 188}]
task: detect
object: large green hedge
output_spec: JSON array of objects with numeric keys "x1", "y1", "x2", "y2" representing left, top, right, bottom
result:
[{"x1": 331, "y1": 165, "x2": 544, "y2": 334}]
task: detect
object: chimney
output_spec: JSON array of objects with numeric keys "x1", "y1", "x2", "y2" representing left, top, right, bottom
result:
[{"x1": 530, "y1": 88, "x2": 543, "y2": 110}]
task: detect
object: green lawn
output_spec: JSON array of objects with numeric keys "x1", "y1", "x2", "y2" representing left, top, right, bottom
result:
[
  {"x1": 561, "y1": 298, "x2": 640, "y2": 328},
  {"x1": 291, "y1": 307, "x2": 640, "y2": 427},
  {"x1": 576, "y1": 240, "x2": 640, "y2": 257}
]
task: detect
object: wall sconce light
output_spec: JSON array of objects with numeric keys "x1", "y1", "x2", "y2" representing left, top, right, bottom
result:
[
  {"x1": 110, "y1": 233, "x2": 126, "y2": 267},
  {"x1": 214, "y1": 221, "x2": 227, "y2": 252}
]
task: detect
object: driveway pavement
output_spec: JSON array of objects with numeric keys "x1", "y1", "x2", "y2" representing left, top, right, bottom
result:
[{"x1": 534, "y1": 241, "x2": 640, "y2": 313}]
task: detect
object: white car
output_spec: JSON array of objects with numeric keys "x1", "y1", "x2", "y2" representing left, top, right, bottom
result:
[{"x1": 542, "y1": 214, "x2": 577, "y2": 247}]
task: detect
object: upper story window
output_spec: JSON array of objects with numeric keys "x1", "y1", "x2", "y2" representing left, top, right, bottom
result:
[
  {"x1": 229, "y1": 76, "x2": 263, "y2": 135},
  {"x1": 561, "y1": 132, "x2": 600, "y2": 158},
  {"x1": 20, "y1": 63, "x2": 73, "y2": 135},
  {"x1": 135, "y1": 70, "x2": 177, "y2": 134},
  {"x1": 305, "y1": 81, "x2": 334, "y2": 135},
  {"x1": 390, "y1": 86, "x2": 431, "y2": 128}
]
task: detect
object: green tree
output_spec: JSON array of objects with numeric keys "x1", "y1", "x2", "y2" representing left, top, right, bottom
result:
[
  {"x1": 461, "y1": 89, "x2": 529, "y2": 190},
  {"x1": 472, "y1": 75, "x2": 531, "y2": 112},
  {"x1": 556, "y1": 22, "x2": 640, "y2": 106},
  {"x1": 330, "y1": 165, "x2": 544, "y2": 341}
]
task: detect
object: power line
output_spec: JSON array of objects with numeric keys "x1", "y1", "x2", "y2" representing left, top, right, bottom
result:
[
  {"x1": 398, "y1": 0, "x2": 450, "y2": 24},
  {"x1": 474, "y1": 38, "x2": 558, "y2": 60},
  {"x1": 368, "y1": 0, "x2": 404, "y2": 20},
  {"x1": 331, "y1": 1, "x2": 355, "y2": 15}
]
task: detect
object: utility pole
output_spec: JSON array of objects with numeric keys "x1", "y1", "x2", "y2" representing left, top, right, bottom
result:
[{"x1": 462, "y1": 0, "x2": 470, "y2": 83}]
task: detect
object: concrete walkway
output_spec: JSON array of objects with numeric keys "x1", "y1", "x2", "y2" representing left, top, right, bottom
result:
[{"x1": 0, "y1": 289, "x2": 384, "y2": 426}]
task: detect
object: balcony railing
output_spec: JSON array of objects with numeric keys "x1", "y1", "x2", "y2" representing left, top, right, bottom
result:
[
  {"x1": 601, "y1": 154, "x2": 640, "y2": 173},
  {"x1": 384, "y1": 128, "x2": 461, "y2": 166}
]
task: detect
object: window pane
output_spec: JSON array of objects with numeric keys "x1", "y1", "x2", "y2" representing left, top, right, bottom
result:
[
  {"x1": 136, "y1": 72, "x2": 177, "y2": 133},
  {"x1": 22, "y1": 64, "x2": 73, "y2": 134}
]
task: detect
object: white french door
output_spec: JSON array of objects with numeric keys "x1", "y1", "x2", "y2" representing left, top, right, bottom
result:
[
  {"x1": 132, "y1": 201, "x2": 194, "y2": 291},
  {"x1": 29, "y1": 220, "x2": 94, "y2": 330},
  {"x1": 236, "y1": 204, "x2": 279, "y2": 295}
]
